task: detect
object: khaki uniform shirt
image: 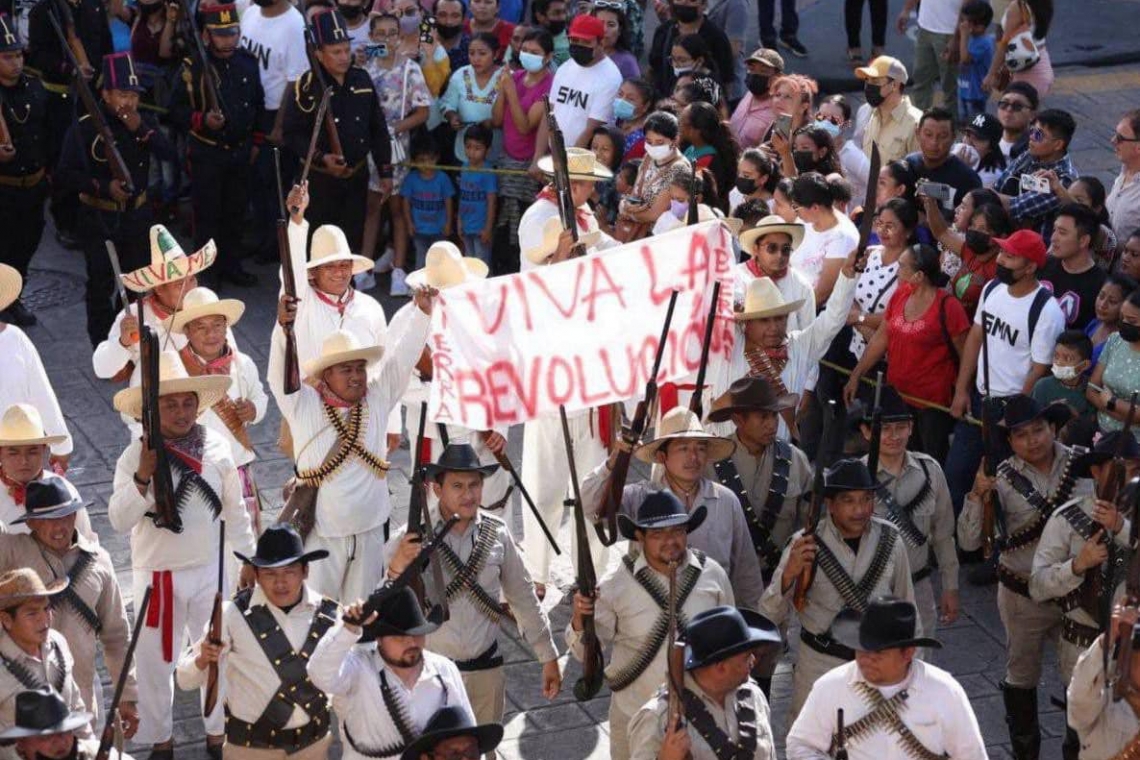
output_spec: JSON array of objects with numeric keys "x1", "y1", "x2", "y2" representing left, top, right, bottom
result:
[
  {"x1": 1067, "y1": 636, "x2": 1139, "y2": 760},
  {"x1": 0, "y1": 630, "x2": 92, "y2": 736},
  {"x1": 861, "y1": 96, "x2": 922, "y2": 164}
]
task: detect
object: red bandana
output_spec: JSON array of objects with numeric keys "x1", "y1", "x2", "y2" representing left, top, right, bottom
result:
[
  {"x1": 745, "y1": 260, "x2": 786, "y2": 281},
  {"x1": 313, "y1": 288, "x2": 354, "y2": 317},
  {"x1": 148, "y1": 296, "x2": 174, "y2": 321},
  {"x1": 317, "y1": 383, "x2": 355, "y2": 409},
  {"x1": 0, "y1": 472, "x2": 27, "y2": 505},
  {"x1": 179, "y1": 344, "x2": 234, "y2": 376},
  {"x1": 763, "y1": 345, "x2": 790, "y2": 362},
  {"x1": 538, "y1": 186, "x2": 590, "y2": 229}
]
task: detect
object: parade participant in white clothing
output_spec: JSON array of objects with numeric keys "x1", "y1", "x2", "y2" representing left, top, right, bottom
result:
[
  {"x1": 178, "y1": 525, "x2": 338, "y2": 760},
  {"x1": 0, "y1": 265, "x2": 73, "y2": 471},
  {"x1": 269, "y1": 287, "x2": 434, "y2": 603},
  {"x1": 308, "y1": 587, "x2": 474, "y2": 760},
  {"x1": 400, "y1": 706, "x2": 503, "y2": 760},
  {"x1": 786, "y1": 597, "x2": 986, "y2": 760},
  {"x1": 0, "y1": 689, "x2": 130, "y2": 760},
  {"x1": 0, "y1": 405, "x2": 95, "y2": 540},
  {"x1": 107, "y1": 352, "x2": 257, "y2": 760},
  {"x1": 734, "y1": 216, "x2": 816, "y2": 333}
]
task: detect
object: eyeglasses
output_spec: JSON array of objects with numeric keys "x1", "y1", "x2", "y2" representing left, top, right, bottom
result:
[
  {"x1": 760, "y1": 242, "x2": 793, "y2": 256},
  {"x1": 592, "y1": 0, "x2": 626, "y2": 10},
  {"x1": 997, "y1": 100, "x2": 1029, "y2": 112},
  {"x1": 874, "y1": 219, "x2": 900, "y2": 234},
  {"x1": 1112, "y1": 131, "x2": 1140, "y2": 144}
]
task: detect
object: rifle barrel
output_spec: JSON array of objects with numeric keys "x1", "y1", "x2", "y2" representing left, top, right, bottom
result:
[
  {"x1": 689, "y1": 281, "x2": 721, "y2": 421},
  {"x1": 96, "y1": 586, "x2": 153, "y2": 760}
]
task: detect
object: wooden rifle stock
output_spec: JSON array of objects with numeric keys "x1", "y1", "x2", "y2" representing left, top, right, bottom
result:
[
  {"x1": 865, "y1": 371, "x2": 884, "y2": 480},
  {"x1": 542, "y1": 96, "x2": 579, "y2": 250},
  {"x1": 274, "y1": 148, "x2": 301, "y2": 394},
  {"x1": 688, "y1": 281, "x2": 721, "y2": 422},
  {"x1": 686, "y1": 166, "x2": 699, "y2": 226},
  {"x1": 179, "y1": 0, "x2": 225, "y2": 117},
  {"x1": 595, "y1": 290, "x2": 679, "y2": 546},
  {"x1": 138, "y1": 308, "x2": 181, "y2": 532},
  {"x1": 305, "y1": 36, "x2": 343, "y2": 158},
  {"x1": 561, "y1": 404, "x2": 603, "y2": 700},
  {"x1": 203, "y1": 520, "x2": 225, "y2": 716},
  {"x1": 95, "y1": 586, "x2": 152, "y2": 760},
  {"x1": 793, "y1": 400, "x2": 835, "y2": 611}
]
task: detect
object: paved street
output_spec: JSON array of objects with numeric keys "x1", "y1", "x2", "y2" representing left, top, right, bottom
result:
[{"x1": 13, "y1": 57, "x2": 1140, "y2": 760}]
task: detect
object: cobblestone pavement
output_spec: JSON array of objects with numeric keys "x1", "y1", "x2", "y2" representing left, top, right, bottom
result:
[{"x1": 18, "y1": 62, "x2": 1140, "y2": 760}]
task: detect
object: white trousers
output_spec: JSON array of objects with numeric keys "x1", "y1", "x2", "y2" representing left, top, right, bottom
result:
[
  {"x1": 520, "y1": 412, "x2": 609, "y2": 585},
  {"x1": 304, "y1": 525, "x2": 388, "y2": 604},
  {"x1": 132, "y1": 563, "x2": 224, "y2": 745}
]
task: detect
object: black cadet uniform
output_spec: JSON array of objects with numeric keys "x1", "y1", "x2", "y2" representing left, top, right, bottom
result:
[
  {"x1": 56, "y1": 52, "x2": 175, "y2": 346},
  {"x1": 167, "y1": 4, "x2": 264, "y2": 287},
  {"x1": 280, "y1": 8, "x2": 390, "y2": 249},
  {"x1": 0, "y1": 13, "x2": 49, "y2": 326}
]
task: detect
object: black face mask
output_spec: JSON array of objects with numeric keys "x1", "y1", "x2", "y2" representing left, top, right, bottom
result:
[
  {"x1": 793, "y1": 150, "x2": 816, "y2": 172},
  {"x1": 546, "y1": 20, "x2": 566, "y2": 36},
  {"x1": 338, "y1": 3, "x2": 363, "y2": 19},
  {"x1": 964, "y1": 229, "x2": 992, "y2": 254},
  {"x1": 735, "y1": 177, "x2": 757, "y2": 195},
  {"x1": 745, "y1": 73, "x2": 770, "y2": 97},
  {"x1": 1120, "y1": 323, "x2": 1140, "y2": 343},
  {"x1": 568, "y1": 43, "x2": 594, "y2": 66},
  {"x1": 672, "y1": 4, "x2": 700, "y2": 23},
  {"x1": 436, "y1": 22, "x2": 463, "y2": 39},
  {"x1": 864, "y1": 82, "x2": 886, "y2": 108},
  {"x1": 995, "y1": 264, "x2": 1018, "y2": 285}
]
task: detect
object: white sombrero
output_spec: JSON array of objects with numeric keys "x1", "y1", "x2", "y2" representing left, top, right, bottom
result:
[
  {"x1": 121, "y1": 225, "x2": 217, "y2": 294},
  {"x1": 113, "y1": 350, "x2": 232, "y2": 420},
  {"x1": 522, "y1": 216, "x2": 603, "y2": 266},
  {"x1": 165, "y1": 287, "x2": 245, "y2": 334},
  {"x1": 739, "y1": 214, "x2": 805, "y2": 252},
  {"x1": 536, "y1": 147, "x2": 613, "y2": 180},
  {"x1": 0, "y1": 404, "x2": 67, "y2": 447},
  {"x1": 0, "y1": 263, "x2": 21, "y2": 312},
  {"x1": 303, "y1": 329, "x2": 385, "y2": 378},
  {"x1": 406, "y1": 241, "x2": 489, "y2": 290},
  {"x1": 635, "y1": 407, "x2": 736, "y2": 463},
  {"x1": 735, "y1": 277, "x2": 805, "y2": 321},
  {"x1": 306, "y1": 225, "x2": 374, "y2": 276}
]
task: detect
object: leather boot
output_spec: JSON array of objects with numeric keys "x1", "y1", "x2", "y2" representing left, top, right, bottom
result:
[{"x1": 1002, "y1": 681, "x2": 1041, "y2": 760}]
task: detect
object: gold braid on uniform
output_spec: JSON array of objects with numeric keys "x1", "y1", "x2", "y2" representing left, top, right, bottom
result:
[
  {"x1": 295, "y1": 404, "x2": 389, "y2": 485},
  {"x1": 294, "y1": 71, "x2": 317, "y2": 114}
]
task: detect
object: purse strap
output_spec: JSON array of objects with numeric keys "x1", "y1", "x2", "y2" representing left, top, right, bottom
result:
[{"x1": 400, "y1": 60, "x2": 411, "y2": 118}]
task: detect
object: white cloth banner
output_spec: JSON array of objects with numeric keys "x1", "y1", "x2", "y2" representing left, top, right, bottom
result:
[{"x1": 428, "y1": 220, "x2": 736, "y2": 429}]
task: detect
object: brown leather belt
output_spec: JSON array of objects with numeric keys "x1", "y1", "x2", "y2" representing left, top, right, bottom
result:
[
  {"x1": 311, "y1": 159, "x2": 366, "y2": 178},
  {"x1": 1061, "y1": 617, "x2": 1099, "y2": 649},
  {"x1": 0, "y1": 169, "x2": 45, "y2": 188},
  {"x1": 80, "y1": 191, "x2": 148, "y2": 212},
  {"x1": 997, "y1": 564, "x2": 1031, "y2": 599}
]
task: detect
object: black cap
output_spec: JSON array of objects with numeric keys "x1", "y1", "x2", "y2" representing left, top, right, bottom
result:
[
  {"x1": 309, "y1": 8, "x2": 351, "y2": 47},
  {"x1": 683, "y1": 606, "x2": 781, "y2": 670},
  {"x1": 998, "y1": 394, "x2": 1072, "y2": 432},
  {"x1": 234, "y1": 524, "x2": 329, "y2": 568},
  {"x1": 860, "y1": 384, "x2": 913, "y2": 424},
  {"x1": 823, "y1": 459, "x2": 878, "y2": 497},
  {"x1": 101, "y1": 52, "x2": 146, "y2": 93},
  {"x1": 617, "y1": 491, "x2": 707, "y2": 541},
  {"x1": 199, "y1": 3, "x2": 240, "y2": 34},
  {"x1": 963, "y1": 112, "x2": 1002, "y2": 145},
  {"x1": 423, "y1": 443, "x2": 499, "y2": 480},
  {"x1": 359, "y1": 586, "x2": 442, "y2": 644},
  {"x1": 12, "y1": 475, "x2": 87, "y2": 525},
  {"x1": 0, "y1": 689, "x2": 92, "y2": 739},
  {"x1": 399, "y1": 706, "x2": 504, "y2": 760},
  {"x1": 831, "y1": 596, "x2": 942, "y2": 653}
]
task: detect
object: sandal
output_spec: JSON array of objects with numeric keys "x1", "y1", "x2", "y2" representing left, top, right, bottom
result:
[{"x1": 847, "y1": 48, "x2": 865, "y2": 66}]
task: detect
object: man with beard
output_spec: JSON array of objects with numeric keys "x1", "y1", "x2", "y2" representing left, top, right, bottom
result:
[
  {"x1": 308, "y1": 586, "x2": 473, "y2": 760},
  {"x1": 0, "y1": 689, "x2": 127, "y2": 760}
]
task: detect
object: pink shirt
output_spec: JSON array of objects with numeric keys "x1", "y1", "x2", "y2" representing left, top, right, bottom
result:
[
  {"x1": 729, "y1": 94, "x2": 777, "y2": 150},
  {"x1": 502, "y1": 69, "x2": 553, "y2": 162}
]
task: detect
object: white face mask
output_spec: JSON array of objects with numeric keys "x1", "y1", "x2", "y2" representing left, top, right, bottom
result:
[
  {"x1": 1052, "y1": 363, "x2": 1080, "y2": 381},
  {"x1": 645, "y1": 142, "x2": 673, "y2": 161}
]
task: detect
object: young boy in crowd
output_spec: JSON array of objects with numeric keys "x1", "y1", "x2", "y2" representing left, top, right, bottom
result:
[
  {"x1": 401, "y1": 132, "x2": 455, "y2": 272},
  {"x1": 956, "y1": 1, "x2": 995, "y2": 121},
  {"x1": 457, "y1": 124, "x2": 498, "y2": 267},
  {"x1": 1031, "y1": 329, "x2": 1096, "y2": 427}
]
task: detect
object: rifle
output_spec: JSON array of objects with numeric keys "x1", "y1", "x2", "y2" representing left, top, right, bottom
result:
[
  {"x1": 1096, "y1": 394, "x2": 1138, "y2": 679},
  {"x1": 688, "y1": 280, "x2": 721, "y2": 422},
  {"x1": 594, "y1": 290, "x2": 679, "y2": 546},
  {"x1": 979, "y1": 325, "x2": 1000, "y2": 558},
  {"x1": 793, "y1": 399, "x2": 835, "y2": 612},
  {"x1": 665, "y1": 559, "x2": 685, "y2": 732},
  {"x1": 686, "y1": 166, "x2": 699, "y2": 225},
  {"x1": 178, "y1": 0, "x2": 226, "y2": 118},
  {"x1": 542, "y1": 96, "x2": 582, "y2": 256},
  {"x1": 138, "y1": 307, "x2": 181, "y2": 532},
  {"x1": 274, "y1": 148, "x2": 301, "y2": 394},
  {"x1": 487, "y1": 447, "x2": 560, "y2": 554},
  {"x1": 834, "y1": 709, "x2": 848, "y2": 760},
  {"x1": 349, "y1": 514, "x2": 460, "y2": 620},
  {"x1": 297, "y1": 87, "x2": 332, "y2": 192},
  {"x1": 304, "y1": 34, "x2": 344, "y2": 161},
  {"x1": 1113, "y1": 479, "x2": 1140, "y2": 701},
  {"x1": 46, "y1": 9, "x2": 134, "y2": 195},
  {"x1": 560, "y1": 404, "x2": 603, "y2": 701},
  {"x1": 853, "y1": 143, "x2": 881, "y2": 271},
  {"x1": 865, "y1": 371, "x2": 884, "y2": 481},
  {"x1": 407, "y1": 403, "x2": 449, "y2": 620},
  {"x1": 52, "y1": 0, "x2": 91, "y2": 80},
  {"x1": 94, "y1": 586, "x2": 152, "y2": 760},
  {"x1": 203, "y1": 520, "x2": 224, "y2": 716}
]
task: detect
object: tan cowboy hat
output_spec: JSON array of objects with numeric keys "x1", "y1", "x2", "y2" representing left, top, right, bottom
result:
[
  {"x1": 522, "y1": 216, "x2": 603, "y2": 266},
  {"x1": 0, "y1": 263, "x2": 21, "y2": 312},
  {"x1": 121, "y1": 225, "x2": 218, "y2": 294},
  {"x1": 679, "y1": 205, "x2": 744, "y2": 237},
  {"x1": 739, "y1": 215, "x2": 805, "y2": 253},
  {"x1": 306, "y1": 225, "x2": 374, "y2": 276},
  {"x1": 113, "y1": 350, "x2": 232, "y2": 420},
  {"x1": 406, "y1": 241, "x2": 489, "y2": 290},
  {"x1": 636, "y1": 407, "x2": 736, "y2": 463},
  {"x1": 165, "y1": 286, "x2": 245, "y2": 334},
  {"x1": 0, "y1": 568, "x2": 68, "y2": 611},
  {"x1": 735, "y1": 277, "x2": 805, "y2": 321},
  {"x1": 0, "y1": 404, "x2": 67, "y2": 447},
  {"x1": 536, "y1": 147, "x2": 613, "y2": 181},
  {"x1": 303, "y1": 329, "x2": 384, "y2": 378}
]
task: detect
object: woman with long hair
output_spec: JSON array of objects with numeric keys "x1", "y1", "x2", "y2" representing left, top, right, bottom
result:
[
  {"x1": 439, "y1": 33, "x2": 504, "y2": 162},
  {"x1": 616, "y1": 111, "x2": 691, "y2": 240},
  {"x1": 730, "y1": 149, "x2": 781, "y2": 213},
  {"x1": 1088, "y1": 287, "x2": 1140, "y2": 442},
  {"x1": 984, "y1": 0, "x2": 1055, "y2": 97},
  {"x1": 1086, "y1": 273, "x2": 1139, "y2": 365},
  {"x1": 614, "y1": 78, "x2": 655, "y2": 159},
  {"x1": 680, "y1": 101, "x2": 739, "y2": 213},
  {"x1": 847, "y1": 198, "x2": 919, "y2": 358},
  {"x1": 593, "y1": 4, "x2": 640, "y2": 79},
  {"x1": 779, "y1": 124, "x2": 841, "y2": 178}
]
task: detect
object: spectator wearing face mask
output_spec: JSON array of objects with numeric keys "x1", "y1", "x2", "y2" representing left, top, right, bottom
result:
[
  {"x1": 1086, "y1": 273, "x2": 1137, "y2": 366},
  {"x1": 780, "y1": 124, "x2": 840, "y2": 181},
  {"x1": 335, "y1": 0, "x2": 372, "y2": 52},
  {"x1": 960, "y1": 112, "x2": 1006, "y2": 189},
  {"x1": 728, "y1": 148, "x2": 780, "y2": 214},
  {"x1": 393, "y1": 0, "x2": 451, "y2": 94},
  {"x1": 647, "y1": 0, "x2": 734, "y2": 99},
  {"x1": 614, "y1": 78, "x2": 655, "y2": 159},
  {"x1": 730, "y1": 47, "x2": 783, "y2": 149},
  {"x1": 616, "y1": 111, "x2": 691, "y2": 241},
  {"x1": 1032, "y1": 330, "x2": 1095, "y2": 425},
  {"x1": 680, "y1": 102, "x2": 739, "y2": 213},
  {"x1": 928, "y1": 198, "x2": 1008, "y2": 320},
  {"x1": 1088, "y1": 288, "x2": 1140, "y2": 443},
  {"x1": 855, "y1": 56, "x2": 921, "y2": 164},
  {"x1": 532, "y1": 0, "x2": 569, "y2": 64},
  {"x1": 433, "y1": 0, "x2": 471, "y2": 70}
]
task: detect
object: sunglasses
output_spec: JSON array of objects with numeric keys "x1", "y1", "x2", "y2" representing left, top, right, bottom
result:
[
  {"x1": 759, "y1": 242, "x2": 793, "y2": 256},
  {"x1": 997, "y1": 100, "x2": 1029, "y2": 112},
  {"x1": 1112, "y1": 131, "x2": 1140, "y2": 144},
  {"x1": 592, "y1": 0, "x2": 626, "y2": 10},
  {"x1": 1028, "y1": 126, "x2": 1052, "y2": 143}
]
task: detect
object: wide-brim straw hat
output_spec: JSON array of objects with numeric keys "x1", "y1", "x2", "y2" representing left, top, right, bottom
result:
[
  {"x1": 739, "y1": 215, "x2": 805, "y2": 253},
  {"x1": 165, "y1": 286, "x2": 245, "y2": 334},
  {"x1": 302, "y1": 329, "x2": 384, "y2": 379},
  {"x1": 0, "y1": 263, "x2": 21, "y2": 312},
  {"x1": 121, "y1": 225, "x2": 217, "y2": 294},
  {"x1": 306, "y1": 224, "x2": 374, "y2": 276},
  {"x1": 0, "y1": 568, "x2": 68, "y2": 611},
  {"x1": 735, "y1": 276, "x2": 805, "y2": 321},
  {"x1": 0, "y1": 403, "x2": 67, "y2": 447},
  {"x1": 406, "y1": 241, "x2": 489, "y2": 290},
  {"x1": 536, "y1": 147, "x2": 613, "y2": 180},
  {"x1": 636, "y1": 407, "x2": 736, "y2": 463},
  {"x1": 522, "y1": 215, "x2": 603, "y2": 266},
  {"x1": 113, "y1": 350, "x2": 232, "y2": 420}
]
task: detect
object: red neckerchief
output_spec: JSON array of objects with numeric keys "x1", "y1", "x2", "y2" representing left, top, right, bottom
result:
[
  {"x1": 538, "y1": 186, "x2": 590, "y2": 229},
  {"x1": 164, "y1": 426, "x2": 206, "y2": 474},
  {"x1": 0, "y1": 472, "x2": 27, "y2": 505},
  {"x1": 178, "y1": 344, "x2": 234, "y2": 376},
  {"x1": 763, "y1": 345, "x2": 789, "y2": 362},
  {"x1": 147, "y1": 295, "x2": 174, "y2": 321},
  {"x1": 745, "y1": 260, "x2": 787, "y2": 281},
  {"x1": 313, "y1": 288, "x2": 354, "y2": 317},
  {"x1": 317, "y1": 383, "x2": 356, "y2": 409}
]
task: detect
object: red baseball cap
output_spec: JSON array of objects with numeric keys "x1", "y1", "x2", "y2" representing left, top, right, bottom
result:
[
  {"x1": 568, "y1": 15, "x2": 605, "y2": 41},
  {"x1": 993, "y1": 229, "x2": 1047, "y2": 268}
]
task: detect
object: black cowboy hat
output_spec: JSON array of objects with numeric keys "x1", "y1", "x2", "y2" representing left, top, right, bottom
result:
[
  {"x1": 11, "y1": 476, "x2": 88, "y2": 524},
  {"x1": 1073, "y1": 430, "x2": 1140, "y2": 478},
  {"x1": 706, "y1": 377, "x2": 798, "y2": 423},
  {"x1": 617, "y1": 491, "x2": 707, "y2": 541},
  {"x1": 822, "y1": 459, "x2": 878, "y2": 497},
  {"x1": 997, "y1": 394, "x2": 1073, "y2": 432},
  {"x1": 359, "y1": 586, "x2": 443, "y2": 644},
  {"x1": 399, "y1": 706, "x2": 504, "y2": 760},
  {"x1": 423, "y1": 443, "x2": 499, "y2": 480},
  {"x1": 234, "y1": 524, "x2": 329, "y2": 568},
  {"x1": 0, "y1": 689, "x2": 92, "y2": 739},
  {"x1": 831, "y1": 596, "x2": 942, "y2": 653},
  {"x1": 683, "y1": 606, "x2": 782, "y2": 671},
  {"x1": 859, "y1": 385, "x2": 913, "y2": 424}
]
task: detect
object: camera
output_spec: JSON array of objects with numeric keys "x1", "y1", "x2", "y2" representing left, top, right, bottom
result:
[
  {"x1": 916, "y1": 180, "x2": 953, "y2": 204},
  {"x1": 1019, "y1": 173, "x2": 1052, "y2": 195}
]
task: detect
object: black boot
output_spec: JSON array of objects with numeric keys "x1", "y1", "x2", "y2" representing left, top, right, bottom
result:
[
  {"x1": 1062, "y1": 726, "x2": 1080, "y2": 760},
  {"x1": 1002, "y1": 681, "x2": 1041, "y2": 760}
]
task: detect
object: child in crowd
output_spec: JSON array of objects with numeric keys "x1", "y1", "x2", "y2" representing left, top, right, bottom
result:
[
  {"x1": 400, "y1": 133, "x2": 455, "y2": 283},
  {"x1": 956, "y1": 1, "x2": 995, "y2": 121},
  {"x1": 590, "y1": 125, "x2": 625, "y2": 235},
  {"x1": 1031, "y1": 329, "x2": 1095, "y2": 426},
  {"x1": 457, "y1": 124, "x2": 499, "y2": 267}
]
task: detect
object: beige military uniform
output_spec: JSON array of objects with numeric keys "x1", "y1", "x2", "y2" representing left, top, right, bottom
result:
[
  {"x1": 1067, "y1": 635, "x2": 1140, "y2": 760},
  {"x1": 0, "y1": 629, "x2": 93, "y2": 739},
  {"x1": 758, "y1": 516, "x2": 915, "y2": 721}
]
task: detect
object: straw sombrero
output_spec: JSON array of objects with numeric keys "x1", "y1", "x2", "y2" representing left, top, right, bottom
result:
[
  {"x1": 522, "y1": 215, "x2": 603, "y2": 266},
  {"x1": 0, "y1": 404, "x2": 67, "y2": 447},
  {"x1": 739, "y1": 215, "x2": 805, "y2": 253},
  {"x1": 536, "y1": 147, "x2": 613, "y2": 180},
  {"x1": 165, "y1": 286, "x2": 245, "y2": 334},
  {"x1": 734, "y1": 277, "x2": 805, "y2": 321},
  {"x1": 0, "y1": 568, "x2": 68, "y2": 610},
  {"x1": 306, "y1": 225, "x2": 374, "y2": 276},
  {"x1": 113, "y1": 350, "x2": 232, "y2": 420},
  {"x1": 636, "y1": 407, "x2": 736, "y2": 463},
  {"x1": 121, "y1": 225, "x2": 217, "y2": 294},
  {"x1": 406, "y1": 241, "x2": 489, "y2": 290},
  {"x1": 0, "y1": 263, "x2": 21, "y2": 312},
  {"x1": 303, "y1": 330, "x2": 384, "y2": 378}
]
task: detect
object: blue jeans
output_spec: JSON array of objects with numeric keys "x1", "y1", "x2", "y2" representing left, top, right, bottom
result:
[
  {"x1": 412, "y1": 233, "x2": 437, "y2": 270},
  {"x1": 462, "y1": 234, "x2": 492, "y2": 266},
  {"x1": 758, "y1": 0, "x2": 798, "y2": 42},
  {"x1": 944, "y1": 390, "x2": 1012, "y2": 516}
]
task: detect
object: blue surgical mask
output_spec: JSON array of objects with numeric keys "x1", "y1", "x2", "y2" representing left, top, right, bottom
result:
[
  {"x1": 613, "y1": 97, "x2": 636, "y2": 122},
  {"x1": 814, "y1": 119, "x2": 842, "y2": 138},
  {"x1": 670, "y1": 199, "x2": 688, "y2": 220},
  {"x1": 519, "y1": 51, "x2": 545, "y2": 72}
]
